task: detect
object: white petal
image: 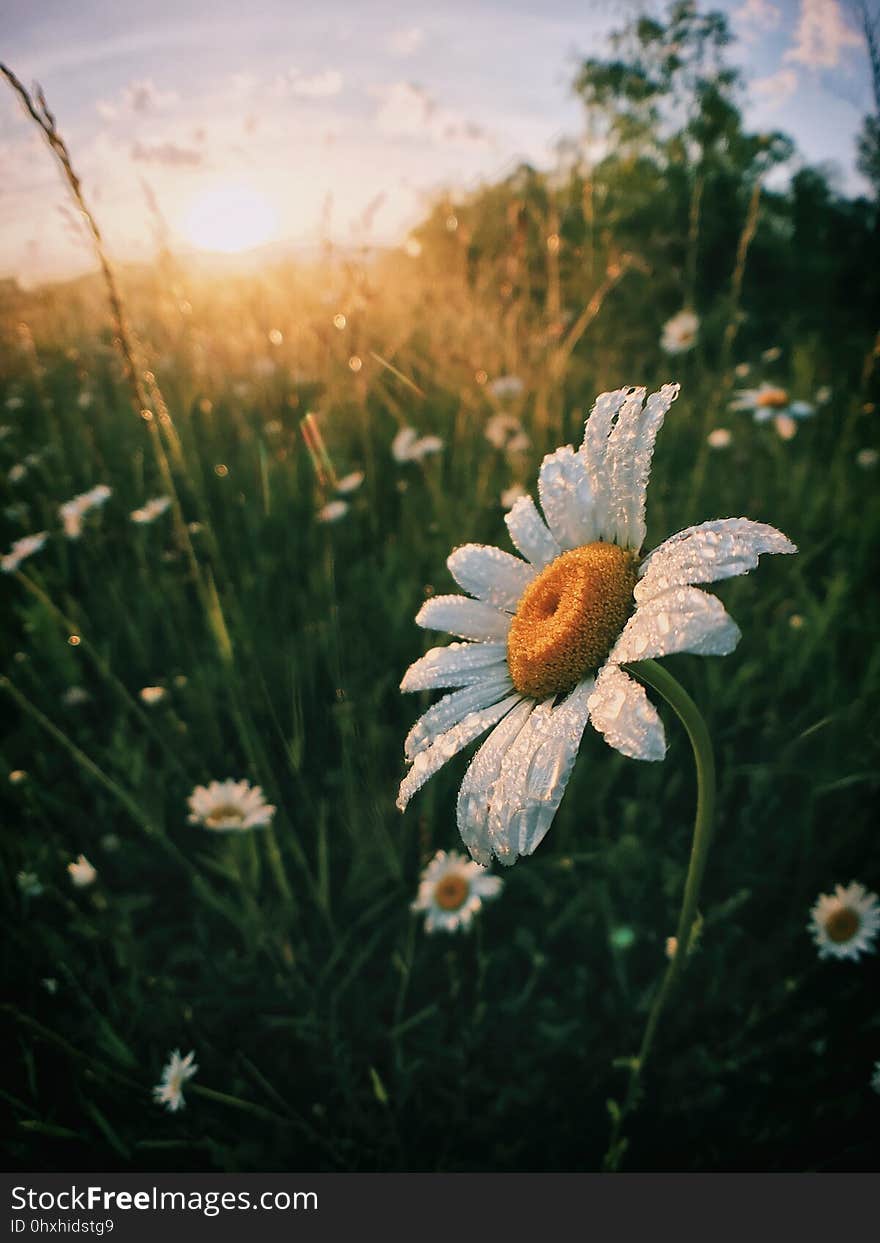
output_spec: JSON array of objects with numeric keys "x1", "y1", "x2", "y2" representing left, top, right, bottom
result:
[
  {"x1": 487, "y1": 679, "x2": 593, "y2": 865},
  {"x1": 415, "y1": 594, "x2": 511, "y2": 641},
  {"x1": 587, "y1": 664, "x2": 666, "y2": 761},
  {"x1": 396, "y1": 694, "x2": 522, "y2": 811},
  {"x1": 400, "y1": 642, "x2": 508, "y2": 692},
  {"x1": 580, "y1": 388, "x2": 631, "y2": 534},
  {"x1": 504, "y1": 494, "x2": 561, "y2": 567},
  {"x1": 447, "y1": 544, "x2": 536, "y2": 612},
  {"x1": 537, "y1": 446, "x2": 599, "y2": 550},
  {"x1": 637, "y1": 518, "x2": 796, "y2": 603},
  {"x1": 609, "y1": 586, "x2": 741, "y2": 663},
  {"x1": 404, "y1": 672, "x2": 514, "y2": 761},
  {"x1": 606, "y1": 384, "x2": 679, "y2": 549},
  {"x1": 456, "y1": 699, "x2": 536, "y2": 865}
]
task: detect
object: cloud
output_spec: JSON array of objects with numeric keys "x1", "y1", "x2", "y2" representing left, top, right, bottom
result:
[
  {"x1": 752, "y1": 67, "x2": 799, "y2": 107},
  {"x1": 130, "y1": 141, "x2": 202, "y2": 167},
  {"x1": 784, "y1": 0, "x2": 862, "y2": 69},
  {"x1": 733, "y1": 0, "x2": 781, "y2": 37},
  {"x1": 371, "y1": 82, "x2": 490, "y2": 146},
  {"x1": 389, "y1": 27, "x2": 425, "y2": 57},
  {"x1": 96, "y1": 78, "x2": 178, "y2": 121},
  {"x1": 269, "y1": 68, "x2": 344, "y2": 100}
]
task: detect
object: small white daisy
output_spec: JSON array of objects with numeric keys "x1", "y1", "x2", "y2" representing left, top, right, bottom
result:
[
  {"x1": 67, "y1": 854, "x2": 97, "y2": 888},
  {"x1": 317, "y1": 499, "x2": 349, "y2": 523},
  {"x1": 411, "y1": 849, "x2": 503, "y2": 934},
  {"x1": 130, "y1": 496, "x2": 171, "y2": 524},
  {"x1": 59, "y1": 484, "x2": 112, "y2": 540},
  {"x1": 187, "y1": 779, "x2": 276, "y2": 831},
  {"x1": 815, "y1": 386, "x2": 832, "y2": 405},
  {"x1": 9, "y1": 769, "x2": 27, "y2": 785},
  {"x1": 397, "y1": 383, "x2": 795, "y2": 866},
  {"x1": 392, "y1": 427, "x2": 444, "y2": 463},
  {"x1": 707, "y1": 428, "x2": 732, "y2": 450},
  {"x1": 487, "y1": 375, "x2": 525, "y2": 402},
  {"x1": 486, "y1": 413, "x2": 531, "y2": 455},
  {"x1": 336, "y1": 470, "x2": 365, "y2": 495},
  {"x1": 8, "y1": 462, "x2": 27, "y2": 484},
  {"x1": 5, "y1": 396, "x2": 24, "y2": 411},
  {"x1": 152, "y1": 1049, "x2": 198, "y2": 1112},
  {"x1": 1, "y1": 531, "x2": 48, "y2": 574},
  {"x1": 77, "y1": 391, "x2": 94, "y2": 409},
  {"x1": 761, "y1": 346, "x2": 783, "y2": 363},
  {"x1": 660, "y1": 309, "x2": 699, "y2": 355},
  {"x1": 809, "y1": 882, "x2": 880, "y2": 961},
  {"x1": 856, "y1": 448, "x2": 878, "y2": 470},
  {"x1": 501, "y1": 483, "x2": 527, "y2": 511},
  {"x1": 730, "y1": 384, "x2": 814, "y2": 435},
  {"x1": 774, "y1": 413, "x2": 798, "y2": 441},
  {"x1": 139, "y1": 685, "x2": 167, "y2": 705}
]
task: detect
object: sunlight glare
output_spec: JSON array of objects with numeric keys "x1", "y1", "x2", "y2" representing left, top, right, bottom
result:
[{"x1": 180, "y1": 184, "x2": 278, "y2": 254}]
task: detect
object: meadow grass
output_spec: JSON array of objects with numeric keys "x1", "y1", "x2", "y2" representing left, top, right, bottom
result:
[{"x1": 2, "y1": 62, "x2": 880, "y2": 1172}]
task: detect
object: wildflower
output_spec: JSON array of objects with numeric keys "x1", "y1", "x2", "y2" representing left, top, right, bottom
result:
[
  {"x1": 77, "y1": 390, "x2": 93, "y2": 409},
  {"x1": 0, "y1": 424, "x2": 12, "y2": 439},
  {"x1": 59, "y1": 485, "x2": 111, "y2": 539},
  {"x1": 707, "y1": 428, "x2": 732, "y2": 450},
  {"x1": 397, "y1": 384, "x2": 795, "y2": 865},
  {"x1": 17, "y1": 871, "x2": 43, "y2": 898},
  {"x1": 856, "y1": 448, "x2": 878, "y2": 470},
  {"x1": 139, "y1": 685, "x2": 167, "y2": 705},
  {"x1": 660, "y1": 309, "x2": 699, "y2": 355},
  {"x1": 730, "y1": 384, "x2": 814, "y2": 436},
  {"x1": 152, "y1": 1049, "x2": 198, "y2": 1112},
  {"x1": 317, "y1": 499, "x2": 349, "y2": 523},
  {"x1": 130, "y1": 496, "x2": 171, "y2": 524},
  {"x1": 734, "y1": 363, "x2": 750, "y2": 378},
  {"x1": 486, "y1": 413, "x2": 530, "y2": 455},
  {"x1": 62, "y1": 686, "x2": 90, "y2": 707},
  {"x1": 336, "y1": 471, "x2": 365, "y2": 495},
  {"x1": 761, "y1": 346, "x2": 782, "y2": 363},
  {"x1": 9, "y1": 769, "x2": 27, "y2": 784},
  {"x1": 815, "y1": 386, "x2": 832, "y2": 404},
  {"x1": 665, "y1": 936, "x2": 678, "y2": 959},
  {"x1": 1, "y1": 531, "x2": 47, "y2": 573},
  {"x1": 67, "y1": 855, "x2": 97, "y2": 888},
  {"x1": 788, "y1": 613, "x2": 806, "y2": 630},
  {"x1": 411, "y1": 849, "x2": 502, "y2": 933},
  {"x1": 187, "y1": 779, "x2": 275, "y2": 831},
  {"x1": 487, "y1": 375, "x2": 525, "y2": 402},
  {"x1": 5, "y1": 396, "x2": 23, "y2": 411},
  {"x1": 501, "y1": 483, "x2": 527, "y2": 511},
  {"x1": 8, "y1": 462, "x2": 27, "y2": 484},
  {"x1": 392, "y1": 427, "x2": 444, "y2": 463},
  {"x1": 809, "y1": 882, "x2": 879, "y2": 962}
]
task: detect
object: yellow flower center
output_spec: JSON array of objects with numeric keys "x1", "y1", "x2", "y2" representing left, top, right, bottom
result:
[
  {"x1": 507, "y1": 542, "x2": 638, "y2": 699},
  {"x1": 756, "y1": 387, "x2": 789, "y2": 409},
  {"x1": 205, "y1": 804, "x2": 245, "y2": 827},
  {"x1": 825, "y1": 906, "x2": 860, "y2": 944},
  {"x1": 434, "y1": 872, "x2": 470, "y2": 911}
]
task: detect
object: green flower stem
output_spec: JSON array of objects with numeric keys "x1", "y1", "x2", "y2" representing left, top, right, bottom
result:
[{"x1": 602, "y1": 658, "x2": 716, "y2": 1172}]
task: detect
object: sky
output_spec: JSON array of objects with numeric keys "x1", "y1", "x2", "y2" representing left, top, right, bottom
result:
[{"x1": 0, "y1": 0, "x2": 873, "y2": 285}]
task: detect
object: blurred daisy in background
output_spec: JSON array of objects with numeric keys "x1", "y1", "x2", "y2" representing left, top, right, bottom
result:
[
  {"x1": 856, "y1": 448, "x2": 878, "y2": 470},
  {"x1": 660, "y1": 309, "x2": 699, "y2": 354},
  {"x1": 62, "y1": 686, "x2": 90, "y2": 707},
  {"x1": 398, "y1": 383, "x2": 795, "y2": 866},
  {"x1": 317, "y1": 499, "x2": 349, "y2": 523},
  {"x1": 67, "y1": 855, "x2": 97, "y2": 888},
  {"x1": 487, "y1": 375, "x2": 525, "y2": 402},
  {"x1": 152, "y1": 1049, "x2": 198, "y2": 1113},
  {"x1": 809, "y1": 882, "x2": 879, "y2": 961},
  {"x1": 59, "y1": 485, "x2": 112, "y2": 539},
  {"x1": 336, "y1": 470, "x2": 365, "y2": 495},
  {"x1": 9, "y1": 769, "x2": 28, "y2": 785},
  {"x1": 707, "y1": 428, "x2": 732, "y2": 450},
  {"x1": 501, "y1": 483, "x2": 527, "y2": 511},
  {"x1": 139, "y1": 685, "x2": 167, "y2": 706},
  {"x1": 411, "y1": 849, "x2": 502, "y2": 934},
  {"x1": 1, "y1": 531, "x2": 47, "y2": 573},
  {"x1": 187, "y1": 779, "x2": 275, "y2": 831},
  {"x1": 730, "y1": 384, "x2": 815, "y2": 437},
  {"x1": 392, "y1": 427, "x2": 444, "y2": 463},
  {"x1": 130, "y1": 496, "x2": 171, "y2": 524},
  {"x1": 485, "y1": 413, "x2": 531, "y2": 456}
]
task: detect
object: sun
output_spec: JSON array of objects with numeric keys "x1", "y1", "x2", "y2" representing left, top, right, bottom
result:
[{"x1": 179, "y1": 184, "x2": 278, "y2": 254}]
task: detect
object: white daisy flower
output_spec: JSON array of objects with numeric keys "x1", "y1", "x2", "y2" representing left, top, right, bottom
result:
[
  {"x1": 730, "y1": 384, "x2": 815, "y2": 435},
  {"x1": 8, "y1": 462, "x2": 27, "y2": 484},
  {"x1": 815, "y1": 386, "x2": 832, "y2": 405},
  {"x1": 808, "y1": 882, "x2": 880, "y2": 962},
  {"x1": 397, "y1": 383, "x2": 795, "y2": 866},
  {"x1": 336, "y1": 470, "x2": 365, "y2": 495},
  {"x1": 130, "y1": 496, "x2": 171, "y2": 524},
  {"x1": 487, "y1": 375, "x2": 525, "y2": 402},
  {"x1": 660, "y1": 309, "x2": 699, "y2": 355},
  {"x1": 486, "y1": 413, "x2": 531, "y2": 454},
  {"x1": 1, "y1": 531, "x2": 48, "y2": 574},
  {"x1": 187, "y1": 779, "x2": 276, "y2": 831},
  {"x1": 139, "y1": 685, "x2": 167, "y2": 705},
  {"x1": 411, "y1": 849, "x2": 503, "y2": 934},
  {"x1": 761, "y1": 346, "x2": 782, "y2": 363},
  {"x1": 67, "y1": 854, "x2": 97, "y2": 888},
  {"x1": 59, "y1": 484, "x2": 112, "y2": 540},
  {"x1": 501, "y1": 483, "x2": 527, "y2": 511},
  {"x1": 77, "y1": 390, "x2": 94, "y2": 410},
  {"x1": 707, "y1": 428, "x2": 732, "y2": 450},
  {"x1": 317, "y1": 499, "x2": 349, "y2": 523},
  {"x1": 5, "y1": 396, "x2": 24, "y2": 411},
  {"x1": 152, "y1": 1049, "x2": 198, "y2": 1112},
  {"x1": 392, "y1": 427, "x2": 444, "y2": 463}
]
